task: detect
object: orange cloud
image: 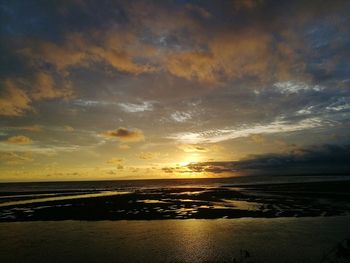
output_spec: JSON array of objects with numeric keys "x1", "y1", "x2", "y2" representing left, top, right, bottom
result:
[
  {"x1": 5, "y1": 135, "x2": 33, "y2": 145},
  {"x1": 23, "y1": 34, "x2": 88, "y2": 72},
  {"x1": 17, "y1": 13, "x2": 304, "y2": 88},
  {"x1": 166, "y1": 51, "x2": 216, "y2": 83},
  {"x1": 164, "y1": 30, "x2": 302, "y2": 83},
  {"x1": 0, "y1": 80, "x2": 32, "y2": 116},
  {"x1": 0, "y1": 72, "x2": 73, "y2": 117},
  {"x1": 31, "y1": 72, "x2": 73, "y2": 100},
  {"x1": 102, "y1": 127, "x2": 145, "y2": 142},
  {"x1": 24, "y1": 31, "x2": 156, "y2": 75}
]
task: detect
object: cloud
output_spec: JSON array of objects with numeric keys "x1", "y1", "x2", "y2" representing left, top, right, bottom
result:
[
  {"x1": 106, "y1": 157, "x2": 124, "y2": 165},
  {"x1": 0, "y1": 73, "x2": 73, "y2": 117},
  {"x1": 16, "y1": 11, "x2": 305, "y2": 86},
  {"x1": 23, "y1": 34, "x2": 88, "y2": 72},
  {"x1": 163, "y1": 30, "x2": 304, "y2": 83},
  {"x1": 162, "y1": 167, "x2": 175, "y2": 173},
  {"x1": 185, "y1": 3, "x2": 212, "y2": 19},
  {"x1": 64, "y1": 125, "x2": 75, "y2": 132},
  {"x1": 0, "y1": 152, "x2": 34, "y2": 164},
  {"x1": 5, "y1": 135, "x2": 33, "y2": 145},
  {"x1": 177, "y1": 144, "x2": 209, "y2": 153},
  {"x1": 325, "y1": 97, "x2": 350, "y2": 112},
  {"x1": 12, "y1": 125, "x2": 43, "y2": 132},
  {"x1": 31, "y1": 72, "x2": 73, "y2": 100},
  {"x1": 249, "y1": 134, "x2": 265, "y2": 144},
  {"x1": 24, "y1": 31, "x2": 156, "y2": 75},
  {"x1": 118, "y1": 101, "x2": 154, "y2": 113},
  {"x1": 233, "y1": 0, "x2": 264, "y2": 10},
  {"x1": 138, "y1": 152, "x2": 159, "y2": 160},
  {"x1": 0, "y1": 80, "x2": 32, "y2": 116},
  {"x1": 171, "y1": 111, "x2": 192, "y2": 122},
  {"x1": 118, "y1": 144, "x2": 130, "y2": 150},
  {"x1": 187, "y1": 143, "x2": 350, "y2": 175},
  {"x1": 273, "y1": 81, "x2": 324, "y2": 95},
  {"x1": 101, "y1": 127, "x2": 145, "y2": 142},
  {"x1": 169, "y1": 117, "x2": 324, "y2": 144}
]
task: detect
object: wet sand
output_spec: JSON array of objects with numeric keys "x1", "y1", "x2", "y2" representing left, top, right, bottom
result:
[{"x1": 1, "y1": 180, "x2": 350, "y2": 221}]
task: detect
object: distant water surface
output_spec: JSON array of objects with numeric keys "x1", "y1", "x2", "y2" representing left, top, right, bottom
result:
[{"x1": 1, "y1": 175, "x2": 350, "y2": 193}]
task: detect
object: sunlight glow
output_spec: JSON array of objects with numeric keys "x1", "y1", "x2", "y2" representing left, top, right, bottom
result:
[{"x1": 179, "y1": 153, "x2": 203, "y2": 167}]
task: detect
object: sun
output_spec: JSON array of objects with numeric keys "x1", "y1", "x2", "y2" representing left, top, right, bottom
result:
[{"x1": 178, "y1": 153, "x2": 203, "y2": 167}]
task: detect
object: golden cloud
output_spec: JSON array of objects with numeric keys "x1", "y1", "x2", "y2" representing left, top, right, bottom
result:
[
  {"x1": 5, "y1": 135, "x2": 33, "y2": 145},
  {"x1": 102, "y1": 127, "x2": 145, "y2": 142},
  {"x1": 177, "y1": 144, "x2": 209, "y2": 153}
]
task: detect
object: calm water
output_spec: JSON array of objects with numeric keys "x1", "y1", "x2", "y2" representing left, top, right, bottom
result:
[{"x1": 1, "y1": 216, "x2": 350, "y2": 263}]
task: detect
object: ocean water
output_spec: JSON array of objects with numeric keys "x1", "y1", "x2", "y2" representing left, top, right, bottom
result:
[
  {"x1": 0, "y1": 216, "x2": 350, "y2": 263},
  {"x1": 1, "y1": 174, "x2": 350, "y2": 193}
]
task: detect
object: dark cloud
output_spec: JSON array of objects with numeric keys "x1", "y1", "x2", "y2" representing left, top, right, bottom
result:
[
  {"x1": 188, "y1": 144, "x2": 350, "y2": 175},
  {"x1": 101, "y1": 127, "x2": 145, "y2": 142}
]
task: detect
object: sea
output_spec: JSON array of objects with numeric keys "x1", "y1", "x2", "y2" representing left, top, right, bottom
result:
[{"x1": 1, "y1": 174, "x2": 350, "y2": 193}]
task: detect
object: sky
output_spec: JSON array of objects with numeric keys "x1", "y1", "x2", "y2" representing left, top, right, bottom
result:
[{"x1": 1, "y1": 0, "x2": 350, "y2": 182}]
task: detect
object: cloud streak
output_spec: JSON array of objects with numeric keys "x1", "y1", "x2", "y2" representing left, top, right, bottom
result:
[
  {"x1": 118, "y1": 101, "x2": 154, "y2": 113},
  {"x1": 169, "y1": 117, "x2": 325, "y2": 144}
]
